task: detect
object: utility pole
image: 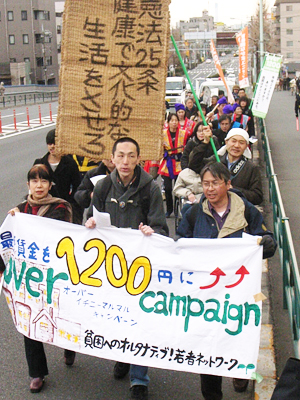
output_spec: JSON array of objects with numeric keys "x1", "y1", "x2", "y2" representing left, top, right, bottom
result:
[{"x1": 259, "y1": 0, "x2": 264, "y2": 71}]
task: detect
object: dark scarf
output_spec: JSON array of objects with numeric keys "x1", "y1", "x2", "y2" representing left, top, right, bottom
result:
[{"x1": 26, "y1": 194, "x2": 72, "y2": 222}]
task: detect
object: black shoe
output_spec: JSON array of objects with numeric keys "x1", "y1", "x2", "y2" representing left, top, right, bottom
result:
[
  {"x1": 64, "y1": 349, "x2": 76, "y2": 366},
  {"x1": 233, "y1": 378, "x2": 249, "y2": 392},
  {"x1": 130, "y1": 385, "x2": 148, "y2": 400},
  {"x1": 30, "y1": 377, "x2": 44, "y2": 393},
  {"x1": 165, "y1": 211, "x2": 172, "y2": 218},
  {"x1": 113, "y1": 362, "x2": 130, "y2": 379}
]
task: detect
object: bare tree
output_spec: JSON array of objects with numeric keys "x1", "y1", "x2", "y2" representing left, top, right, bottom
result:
[{"x1": 248, "y1": 0, "x2": 278, "y2": 73}]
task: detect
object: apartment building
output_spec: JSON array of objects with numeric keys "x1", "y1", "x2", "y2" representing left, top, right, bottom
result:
[
  {"x1": 178, "y1": 10, "x2": 214, "y2": 39},
  {"x1": 0, "y1": 0, "x2": 59, "y2": 84},
  {"x1": 274, "y1": 0, "x2": 300, "y2": 62}
]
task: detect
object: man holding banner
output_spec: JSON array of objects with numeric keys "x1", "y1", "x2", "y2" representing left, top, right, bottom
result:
[
  {"x1": 177, "y1": 162, "x2": 276, "y2": 399},
  {"x1": 85, "y1": 137, "x2": 168, "y2": 400}
]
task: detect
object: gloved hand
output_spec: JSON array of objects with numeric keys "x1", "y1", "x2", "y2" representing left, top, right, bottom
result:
[{"x1": 260, "y1": 235, "x2": 277, "y2": 259}]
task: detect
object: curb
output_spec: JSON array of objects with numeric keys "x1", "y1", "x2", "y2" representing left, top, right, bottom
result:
[{"x1": 254, "y1": 261, "x2": 277, "y2": 398}]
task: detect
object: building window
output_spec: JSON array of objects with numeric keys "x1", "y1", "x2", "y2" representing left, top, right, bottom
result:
[
  {"x1": 24, "y1": 57, "x2": 30, "y2": 62},
  {"x1": 286, "y1": 5, "x2": 292, "y2": 11},
  {"x1": 7, "y1": 11, "x2": 14, "y2": 21},
  {"x1": 57, "y1": 25, "x2": 61, "y2": 34},
  {"x1": 286, "y1": 17, "x2": 293, "y2": 23},
  {"x1": 287, "y1": 41, "x2": 293, "y2": 47},
  {"x1": 287, "y1": 52, "x2": 293, "y2": 58},
  {"x1": 35, "y1": 33, "x2": 42, "y2": 43},
  {"x1": 36, "y1": 57, "x2": 44, "y2": 67},
  {"x1": 9, "y1": 35, "x2": 15, "y2": 45},
  {"x1": 10, "y1": 58, "x2": 16, "y2": 62},
  {"x1": 46, "y1": 56, "x2": 52, "y2": 66},
  {"x1": 21, "y1": 10, "x2": 27, "y2": 20},
  {"x1": 286, "y1": 29, "x2": 293, "y2": 35},
  {"x1": 34, "y1": 10, "x2": 50, "y2": 20},
  {"x1": 23, "y1": 34, "x2": 29, "y2": 44}
]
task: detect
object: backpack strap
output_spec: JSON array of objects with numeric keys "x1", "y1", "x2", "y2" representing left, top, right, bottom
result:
[
  {"x1": 186, "y1": 203, "x2": 199, "y2": 231},
  {"x1": 96, "y1": 175, "x2": 113, "y2": 212},
  {"x1": 138, "y1": 181, "x2": 152, "y2": 224}
]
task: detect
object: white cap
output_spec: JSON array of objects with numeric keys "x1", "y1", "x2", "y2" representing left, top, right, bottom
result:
[
  {"x1": 225, "y1": 128, "x2": 249, "y2": 144},
  {"x1": 218, "y1": 128, "x2": 252, "y2": 159}
]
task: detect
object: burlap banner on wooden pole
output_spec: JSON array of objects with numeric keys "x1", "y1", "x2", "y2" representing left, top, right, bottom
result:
[{"x1": 56, "y1": 0, "x2": 171, "y2": 161}]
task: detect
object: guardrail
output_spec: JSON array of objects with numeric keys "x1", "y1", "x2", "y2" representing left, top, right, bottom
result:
[
  {"x1": 259, "y1": 117, "x2": 300, "y2": 358},
  {"x1": 0, "y1": 91, "x2": 59, "y2": 108}
]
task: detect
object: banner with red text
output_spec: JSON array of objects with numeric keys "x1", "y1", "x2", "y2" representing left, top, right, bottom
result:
[
  {"x1": 210, "y1": 39, "x2": 235, "y2": 104},
  {"x1": 236, "y1": 27, "x2": 249, "y2": 88},
  {"x1": 0, "y1": 213, "x2": 263, "y2": 379}
]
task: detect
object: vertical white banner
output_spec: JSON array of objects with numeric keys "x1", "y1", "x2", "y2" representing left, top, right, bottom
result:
[{"x1": 252, "y1": 54, "x2": 282, "y2": 118}]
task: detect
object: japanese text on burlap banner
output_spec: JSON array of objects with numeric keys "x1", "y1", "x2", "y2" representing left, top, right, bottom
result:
[
  {"x1": 252, "y1": 54, "x2": 282, "y2": 118},
  {"x1": 0, "y1": 214, "x2": 263, "y2": 379},
  {"x1": 56, "y1": 0, "x2": 170, "y2": 161},
  {"x1": 236, "y1": 27, "x2": 249, "y2": 88}
]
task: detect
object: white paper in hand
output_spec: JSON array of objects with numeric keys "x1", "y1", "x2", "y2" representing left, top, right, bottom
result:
[
  {"x1": 90, "y1": 175, "x2": 107, "y2": 186},
  {"x1": 93, "y1": 206, "x2": 111, "y2": 228}
]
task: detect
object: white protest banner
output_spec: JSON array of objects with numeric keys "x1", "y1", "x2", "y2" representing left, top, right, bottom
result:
[
  {"x1": 236, "y1": 27, "x2": 249, "y2": 88},
  {"x1": 252, "y1": 54, "x2": 282, "y2": 118},
  {"x1": 0, "y1": 214, "x2": 263, "y2": 379}
]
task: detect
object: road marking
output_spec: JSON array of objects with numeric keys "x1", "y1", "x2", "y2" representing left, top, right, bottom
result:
[
  {"x1": 0, "y1": 122, "x2": 56, "y2": 140},
  {"x1": 0, "y1": 114, "x2": 57, "y2": 138},
  {"x1": 2, "y1": 112, "x2": 25, "y2": 118}
]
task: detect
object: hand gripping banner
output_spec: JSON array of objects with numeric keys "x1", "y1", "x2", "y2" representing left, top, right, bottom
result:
[{"x1": 0, "y1": 214, "x2": 264, "y2": 379}]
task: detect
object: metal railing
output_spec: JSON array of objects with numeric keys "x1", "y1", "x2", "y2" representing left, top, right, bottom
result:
[
  {"x1": 0, "y1": 90, "x2": 59, "y2": 108},
  {"x1": 259, "y1": 117, "x2": 300, "y2": 357}
]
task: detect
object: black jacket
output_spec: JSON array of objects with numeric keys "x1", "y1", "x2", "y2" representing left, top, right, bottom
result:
[
  {"x1": 74, "y1": 162, "x2": 112, "y2": 209},
  {"x1": 34, "y1": 153, "x2": 81, "y2": 204},
  {"x1": 181, "y1": 135, "x2": 220, "y2": 170},
  {"x1": 34, "y1": 153, "x2": 83, "y2": 224}
]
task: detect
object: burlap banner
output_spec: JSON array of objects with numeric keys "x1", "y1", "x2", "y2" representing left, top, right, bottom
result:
[{"x1": 57, "y1": 0, "x2": 171, "y2": 161}]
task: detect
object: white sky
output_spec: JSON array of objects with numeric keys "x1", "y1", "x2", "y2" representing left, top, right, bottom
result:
[{"x1": 169, "y1": 0, "x2": 275, "y2": 27}]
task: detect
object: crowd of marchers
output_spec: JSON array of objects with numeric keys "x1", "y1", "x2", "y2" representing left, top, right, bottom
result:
[{"x1": 0, "y1": 84, "x2": 277, "y2": 400}]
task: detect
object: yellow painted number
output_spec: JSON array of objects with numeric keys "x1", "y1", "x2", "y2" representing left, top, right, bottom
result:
[
  {"x1": 126, "y1": 257, "x2": 152, "y2": 296},
  {"x1": 80, "y1": 239, "x2": 105, "y2": 287},
  {"x1": 106, "y1": 245, "x2": 128, "y2": 288},
  {"x1": 56, "y1": 237, "x2": 80, "y2": 285}
]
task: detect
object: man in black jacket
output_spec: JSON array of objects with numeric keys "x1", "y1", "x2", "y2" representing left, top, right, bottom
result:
[
  {"x1": 85, "y1": 137, "x2": 168, "y2": 400},
  {"x1": 34, "y1": 129, "x2": 83, "y2": 224}
]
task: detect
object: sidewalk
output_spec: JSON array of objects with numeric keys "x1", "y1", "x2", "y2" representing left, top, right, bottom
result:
[{"x1": 252, "y1": 132, "x2": 277, "y2": 399}]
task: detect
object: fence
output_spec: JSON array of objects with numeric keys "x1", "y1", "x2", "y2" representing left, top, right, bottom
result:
[
  {"x1": 0, "y1": 90, "x2": 59, "y2": 108},
  {"x1": 259, "y1": 117, "x2": 300, "y2": 358}
]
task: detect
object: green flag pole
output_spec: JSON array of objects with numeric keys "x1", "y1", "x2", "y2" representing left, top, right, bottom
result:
[{"x1": 171, "y1": 35, "x2": 220, "y2": 162}]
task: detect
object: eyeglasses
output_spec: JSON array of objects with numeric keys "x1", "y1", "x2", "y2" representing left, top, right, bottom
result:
[{"x1": 202, "y1": 181, "x2": 225, "y2": 189}]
